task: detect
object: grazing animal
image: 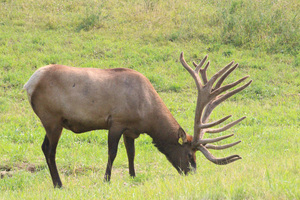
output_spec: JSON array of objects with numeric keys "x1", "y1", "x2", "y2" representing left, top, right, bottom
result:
[{"x1": 24, "y1": 52, "x2": 252, "y2": 188}]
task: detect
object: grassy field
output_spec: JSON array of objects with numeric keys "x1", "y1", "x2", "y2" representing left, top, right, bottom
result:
[{"x1": 0, "y1": 0, "x2": 299, "y2": 199}]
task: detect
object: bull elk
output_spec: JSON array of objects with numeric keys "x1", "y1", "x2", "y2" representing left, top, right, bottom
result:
[{"x1": 24, "y1": 52, "x2": 252, "y2": 188}]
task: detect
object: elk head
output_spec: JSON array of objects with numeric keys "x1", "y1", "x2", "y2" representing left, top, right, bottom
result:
[{"x1": 178, "y1": 52, "x2": 252, "y2": 171}]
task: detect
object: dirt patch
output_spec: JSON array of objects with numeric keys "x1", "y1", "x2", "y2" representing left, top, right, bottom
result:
[
  {"x1": 16, "y1": 163, "x2": 40, "y2": 173},
  {"x1": 0, "y1": 162, "x2": 107, "y2": 179},
  {"x1": 0, "y1": 171, "x2": 13, "y2": 178},
  {"x1": 0, "y1": 165, "x2": 13, "y2": 179},
  {"x1": 0, "y1": 163, "x2": 45, "y2": 179},
  {"x1": 0, "y1": 165, "x2": 12, "y2": 171}
]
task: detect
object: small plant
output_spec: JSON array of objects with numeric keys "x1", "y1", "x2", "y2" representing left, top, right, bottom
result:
[
  {"x1": 143, "y1": 0, "x2": 159, "y2": 12},
  {"x1": 76, "y1": 5, "x2": 109, "y2": 32}
]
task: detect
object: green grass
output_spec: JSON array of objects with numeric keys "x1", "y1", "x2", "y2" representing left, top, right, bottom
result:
[{"x1": 0, "y1": 0, "x2": 299, "y2": 199}]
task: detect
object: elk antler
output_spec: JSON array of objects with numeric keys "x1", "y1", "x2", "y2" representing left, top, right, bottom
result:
[{"x1": 180, "y1": 52, "x2": 252, "y2": 165}]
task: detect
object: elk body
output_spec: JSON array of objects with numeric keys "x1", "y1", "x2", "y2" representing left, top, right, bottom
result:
[{"x1": 24, "y1": 52, "x2": 252, "y2": 188}]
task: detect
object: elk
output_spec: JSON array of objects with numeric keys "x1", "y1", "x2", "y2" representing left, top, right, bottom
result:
[{"x1": 24, "y1": 52, "x2": 252, "y2": 188}]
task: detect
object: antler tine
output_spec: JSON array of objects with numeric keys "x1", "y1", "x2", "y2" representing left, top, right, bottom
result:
[
  {"x1": 205, "y1": 141, "x2": 241, "y2": 150},
  {"x1": 206, "y1": 61, "x2": 234, "y2": 89},
  {"x1": 195, "y1": 133, "x2": 234, "y2": 145},
  {"x1": 200, "y1": 62, "x2": 210, "y2": 84},
  {"x1": 197, "y1": 145, "x2": 242, "y2": 165},
  {"x1": 193, "y1": 60, "x2": 210, "y2": 84},
  {"x1": 206, "y1": 117, "x2": 246, "y2": 133},
  {"x1": 212, "y1": 75, "x2": 250, "y2": 97},
  {"x1": 194, "y1": 55, "x2": 208, "y2": 74},
  {"x1": 193, "y1": 61, "x2": 197, "y2": 67},
  {"x1": 199, "y1": 115, "x2": 232, "y2": 129},
  {"x1": 213, "y1": 63, "x2": 239, "y2": 91},
  {"x1": 213, "y1": 80, "x2": 253, "y2": 106},
  {"x1": 180, "y1": 52, "x2": 203, "y2": 90},
  {"x1": 181, "y1": 53, "x2": 209, "y2": 87}
]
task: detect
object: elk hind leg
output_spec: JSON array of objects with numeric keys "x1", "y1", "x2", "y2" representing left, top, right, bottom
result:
[{"x1": 41, "y1": 124, "x2": 63, "y2": 188}]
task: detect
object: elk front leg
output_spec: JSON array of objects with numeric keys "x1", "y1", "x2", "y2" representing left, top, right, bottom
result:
[
  {"x1": 123, "y1": 135, "x2": 136, "y2": 177},
  {"x1": 41, "y1": 125, "x2": 63, "y2": 188},
  {"x1": 104, "y1": 127, "x2": 122, "y2": 182}
]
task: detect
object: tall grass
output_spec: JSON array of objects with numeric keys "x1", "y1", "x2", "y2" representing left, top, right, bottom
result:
[{"x1": 1, "y1": 0, "x2": 298, "y2": 54}]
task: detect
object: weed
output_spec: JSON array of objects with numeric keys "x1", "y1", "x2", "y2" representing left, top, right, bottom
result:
[{"x1": 76, "y1": 3, "x2": 109, "y2": 32}]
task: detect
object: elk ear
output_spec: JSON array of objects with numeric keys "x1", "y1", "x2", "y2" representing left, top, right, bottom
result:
[{"x1": 178, "y1": 128, "x2": 187, "y2": 145}]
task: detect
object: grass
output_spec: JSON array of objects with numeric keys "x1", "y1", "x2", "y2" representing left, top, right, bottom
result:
[{"x1": 0, "y1": 0, "x2": 299, "y2": 199}]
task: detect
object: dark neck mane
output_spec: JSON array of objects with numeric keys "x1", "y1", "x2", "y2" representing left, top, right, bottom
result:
[
  {"x1": 145, "y1": 100, "x2": 184, "y2": 168},
  {"x1": 150, "y1": 132, "x2": 183, "y2": 173}
]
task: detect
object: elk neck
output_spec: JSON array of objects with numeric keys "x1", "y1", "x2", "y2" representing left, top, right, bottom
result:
[{"x1": 145, "y1": 107, "x2": 183, "y2": 153}]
